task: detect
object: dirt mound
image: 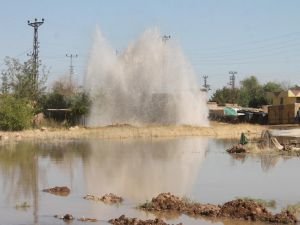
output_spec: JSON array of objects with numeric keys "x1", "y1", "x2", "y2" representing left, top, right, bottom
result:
[
  {"x1": 101, "y1": 193, "x2": 123, "y2": 204},
  {"x1": 83, "y1": 193, "x2": 123, "y2": 204},
  {"x1": 108, "y1": 215, "x2": 182, "y2": 225},
  {"x1": 140, "y1": 193, "x2": 220, "y2": 217},
  {"x1": 140, "y1": 194, "x2": 298, "y2": 224},
  {"x1": 219, "y1": 199, "x2": 270, "y2": 221},
  {"x1": 226, "y1": 145, "x2": 247, "y2": 154},
  {"x1": 42, "y1": 186, "x2": 70, "y2": 196},
  {"x1": 219, "y1": 199, "x2": 297, "y2": 224},
  {"x1": 54, "y1": 214, "x2": 74, "y2": 221}
]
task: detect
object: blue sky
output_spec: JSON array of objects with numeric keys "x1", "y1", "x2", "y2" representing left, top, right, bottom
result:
[{"x1": 0, "y1": 0, "x2": 300, "y2": 92}]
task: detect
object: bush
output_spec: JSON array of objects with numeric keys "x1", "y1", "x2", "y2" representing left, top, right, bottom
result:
[
  {"x1": 41, "y1": 91, "x2": 91, "y2": 126},
  {"x1": 0, "y1": 95, "x2": 33, "y2": 131},
  {"x1": 69, "y1": 92, "x2": 91, "y2": 125}
]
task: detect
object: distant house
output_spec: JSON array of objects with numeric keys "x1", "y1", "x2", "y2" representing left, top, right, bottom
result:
[
  {"x1": 268, "y1": 88, "x2": 300, "y2": 124},
  {"x1": 269, "y1": 88, "x2": 300, "y2": 105}
]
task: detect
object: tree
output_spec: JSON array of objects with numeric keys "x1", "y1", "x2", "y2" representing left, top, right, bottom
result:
[
  {"x1": 238, "y1": 76, "x2": 267, "y2": 108},
  {"x1": 0, "y1": 57, "x2": 47, "y2": 101},
  {"x1": 0, "y1": 95, "x2": 33, "y2": 131},
  {"x1": 210, "y1": 76, "x2": 285, "y2": 108},
  {"x1": 52, "y1": 76, "x2": 76, "y2": 97},
  {"x1": 263, "y1": 81, "x2": 284, "y2": 93},
  {"x1": 69, "y1": 92, "x2": 91, "y2": 125},
  {"x1": 210, "y1": 87, "x2": 239, "y2": 105}
]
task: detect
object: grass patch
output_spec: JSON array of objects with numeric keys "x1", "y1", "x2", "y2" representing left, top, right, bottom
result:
[
  {"x1": 15, "y1": 201, "x2": 30, "y2": 209},
  {"x1": 236, "y1": 197, "x2": 276, "y2": 209}
]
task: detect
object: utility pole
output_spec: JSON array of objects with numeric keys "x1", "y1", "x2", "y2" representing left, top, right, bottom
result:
[
  {"x1": 228, "y1": 71, "x2": 237, "y2": 104},
  {"x1": 66, "y1": 54, "x2": 78, "y2": 84},
  {"x1": 27, "y1": 18, "x2": 44, "y2": 91},
  {"x1": 228, "y1": 71, "x2": 237, "y2": 90},
  {"x1": 162, "y1": 35, "x2": 171, "y2": 43},
  {"x1": 202, "y1": 75, "x2": 211, "y2": 91}
]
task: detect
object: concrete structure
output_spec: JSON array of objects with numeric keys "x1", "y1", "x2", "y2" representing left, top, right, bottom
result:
[
  {"x1": 269, "y1": 88, "x2": 300, "y2": 105},
  {"x1": 268, "y1": 88, "x2": 300, "y2": 124}
]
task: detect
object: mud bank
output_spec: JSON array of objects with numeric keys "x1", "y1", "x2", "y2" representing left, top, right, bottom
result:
[
  {"x1": 139, "y1": 193, "x2": 298, "y2": 224},
  {"x1": 0, "y1": 122, "x2": 265, "y2": 141}
]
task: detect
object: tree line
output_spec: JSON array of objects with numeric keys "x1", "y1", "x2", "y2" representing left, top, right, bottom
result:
[
  {"x1": 210, "y1": 76, "x2": 296, "y2": 108},
  {"x1": 0, "y1": 57, "x2": 90, "y2": 131}
]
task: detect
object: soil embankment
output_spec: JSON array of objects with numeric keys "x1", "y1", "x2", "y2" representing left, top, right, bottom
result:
[{"x1": 0, "y1": 122, "x2": 265, "y2": 141}]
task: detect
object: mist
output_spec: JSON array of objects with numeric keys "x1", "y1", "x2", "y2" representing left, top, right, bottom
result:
[{"x1": 85, "y1": 27, "x2": 208, "y2": 126}]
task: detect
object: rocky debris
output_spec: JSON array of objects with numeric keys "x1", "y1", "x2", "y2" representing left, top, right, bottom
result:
[
  {"x1": 226, "y1": 145, "x2": 247, "y2": 154},
  {"x1": 43, "y1": 186, "x2": 70, "y2": 196},
  {"x1": 108, "y1": 215, "x2": 182, "y2": 225},
  {"x1": 54, "y1": 214, "x2": 74, "y2": 221},
  {"x1": 140, "y1": 193, "x2": 298, "y2": 224},
  {"x1": 83, "y1": 193, "x2": 123, "y2": 204},
  {"x1": 78, "y1": 217, "x2": 98, "y2": 222}
]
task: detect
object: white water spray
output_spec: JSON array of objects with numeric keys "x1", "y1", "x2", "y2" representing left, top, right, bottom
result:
[{"x1": 85, "y1": 27, "x2": 208, "y2": 126}]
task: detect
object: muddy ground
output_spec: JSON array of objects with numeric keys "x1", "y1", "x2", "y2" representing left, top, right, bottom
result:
[
  {"x1": 109, "y1": 215, "x2": 182, "y2": 225},
  {"x1": 139, "y1": 193, "x2": 298, "y2": 224}
]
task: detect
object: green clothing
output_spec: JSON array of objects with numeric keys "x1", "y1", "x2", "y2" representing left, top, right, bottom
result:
[{"x1": 239, "y1": 132, "x2": 248, "y2": 145}]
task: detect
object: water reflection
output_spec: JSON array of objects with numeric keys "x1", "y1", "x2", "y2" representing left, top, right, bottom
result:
[
  {"x1": 228, "y1": 152, "x2": 292, "y2": 172},
  {"x1": 0, "y1": 138, "x2": 299, "y2": 225},
  {"x1": 83, "y1": 138, "x2": 208, "y2": 201}
]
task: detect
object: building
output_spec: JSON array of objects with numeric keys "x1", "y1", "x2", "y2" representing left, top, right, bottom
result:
[
  {"x1": 268, "y1": 88, "x2": 300, "y2": 124},
  {"x1": 269, "y1": 88, "x2": 300, "y2": 105}
]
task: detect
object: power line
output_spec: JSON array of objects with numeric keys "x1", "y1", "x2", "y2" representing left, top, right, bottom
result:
[
  {"x1": 66, "y1": 53, "x2": 78, "y2": 83},
  {"x1": 27, "y1": 18, "x2": 44, "y2": 90},
  {"x1": 186, "y1": 31, "x2": 300, "y2": 53}
]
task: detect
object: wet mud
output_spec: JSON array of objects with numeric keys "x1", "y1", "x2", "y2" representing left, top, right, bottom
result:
[
  {"x1": 109, "y1": 215, "x2": 182, "y2": 225},
  {"x1": 139, "y1": 193, "x2": 298, "y2": 224},
  {"x1": 42, "y1": 186, "x2": 70, "y2": 196},
  {"x1": 83, "y1": 193, "x2": 123, "y2": 204}
]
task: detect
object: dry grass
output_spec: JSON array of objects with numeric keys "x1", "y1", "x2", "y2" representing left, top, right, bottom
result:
[{"x1": 0, "y1": 122, "x2": 266, "y2": 141}]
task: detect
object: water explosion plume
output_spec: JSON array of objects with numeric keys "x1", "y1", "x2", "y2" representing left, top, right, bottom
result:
[{"x1": 85, "y1": 28, "x2": 208, "y2": 126}]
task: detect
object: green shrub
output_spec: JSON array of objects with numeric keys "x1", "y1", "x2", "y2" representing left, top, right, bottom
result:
[{"x1": 0, "y1": 95, "x2": 33, "y2": 131}]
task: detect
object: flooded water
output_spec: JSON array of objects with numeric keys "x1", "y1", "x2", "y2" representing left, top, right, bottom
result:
[{"x1": 0, "y1": 138, "x2": 299, "y2": 225}]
